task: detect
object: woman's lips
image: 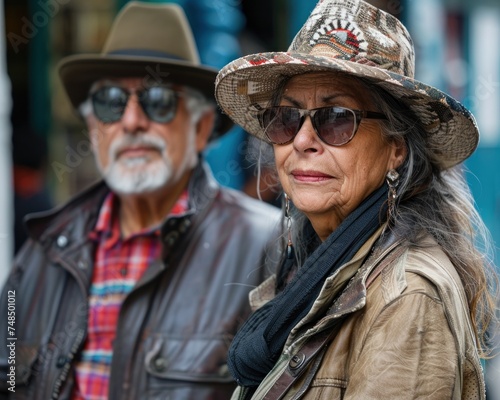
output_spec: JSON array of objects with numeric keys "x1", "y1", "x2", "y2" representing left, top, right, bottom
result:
[{"x1": 291, "y1": 170, "x2": 333, "y2": 182}]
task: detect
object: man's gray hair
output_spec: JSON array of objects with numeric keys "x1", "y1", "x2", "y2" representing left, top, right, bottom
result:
[{"x1": 182, "y1": 87, "x2": 215, "y2": 123}]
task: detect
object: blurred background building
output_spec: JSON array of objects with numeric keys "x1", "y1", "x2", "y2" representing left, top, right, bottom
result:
[{"x1": 2, "y1": 0, "x2": 500, "y2": 395}]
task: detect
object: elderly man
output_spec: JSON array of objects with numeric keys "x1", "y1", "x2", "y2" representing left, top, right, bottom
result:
[{"x1": 0, "y1": 3, "x2": 281, "y2": 399}]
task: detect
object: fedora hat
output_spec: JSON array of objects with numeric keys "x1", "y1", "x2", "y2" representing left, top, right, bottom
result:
[
  {"x1": 58, "y1": 1, "x2": 233, "y2": 138},
  {"x1": 215, "y1": 0, "x2": 479, "y2": 169}
]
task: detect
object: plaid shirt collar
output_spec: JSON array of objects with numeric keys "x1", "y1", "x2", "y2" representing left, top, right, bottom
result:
[{"x1": 89, "y1": 190, "x2": 190, "y2": 248}]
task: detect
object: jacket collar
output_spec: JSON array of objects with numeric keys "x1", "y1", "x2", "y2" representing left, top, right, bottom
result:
[
  {"x1": 286, "y1": 225, "x2": 391, "y2": 345},
  {"x1": 24, "y1": 160, "x2": 219, "y2": 247},
  {"x1": 25, "y1": 180, "x2": 108, "y2": 247},
  {"x1": 185, "y1": 160, "x2": 219, "y2": 215},
  {"x1": 325, "y1": 228, "x2": 401, "y2": 319}
]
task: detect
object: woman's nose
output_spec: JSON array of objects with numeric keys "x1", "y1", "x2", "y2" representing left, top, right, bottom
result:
[{"x1": 293, "y1": 116, "x2": 321, "y2": 152}]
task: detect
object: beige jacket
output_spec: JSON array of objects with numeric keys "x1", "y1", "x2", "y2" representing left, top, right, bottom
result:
[{"x1": 232, "y1": 229, "x2": 485, "y2": 400}]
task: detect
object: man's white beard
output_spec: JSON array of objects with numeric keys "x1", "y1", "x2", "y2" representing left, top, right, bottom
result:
[{"x1": 97, "y1": 133, "x2": 174, "y2": 195}]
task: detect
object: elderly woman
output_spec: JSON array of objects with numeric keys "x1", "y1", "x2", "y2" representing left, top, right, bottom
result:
[{"x1": 215, "y1": 0, "x2": 498, "y2": 399}]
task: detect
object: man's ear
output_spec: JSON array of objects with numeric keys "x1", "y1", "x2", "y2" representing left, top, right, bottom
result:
[
  {"x1": 85, "y1": 114, "x2": 101, "y2": 152},
  {"x1": 195, "y1": 110, "x2": 215, "y2": 152}
]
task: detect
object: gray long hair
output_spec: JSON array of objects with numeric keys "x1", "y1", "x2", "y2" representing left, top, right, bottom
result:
[
  {"x1": 269, "y1": 72, "x2": 498, "y2": 356},
  {"x1": 371, "y1": 81, "x2": 498, "y2": 355}
]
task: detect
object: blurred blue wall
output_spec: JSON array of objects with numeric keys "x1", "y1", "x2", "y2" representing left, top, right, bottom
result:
[{"x1": 404, "y1": 0, "x2": 500, "y2": 264}]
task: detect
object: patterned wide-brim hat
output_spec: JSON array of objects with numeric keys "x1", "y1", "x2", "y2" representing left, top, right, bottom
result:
[{"x1": 215, "y1": 0, "x2": 479, "y2": 169}]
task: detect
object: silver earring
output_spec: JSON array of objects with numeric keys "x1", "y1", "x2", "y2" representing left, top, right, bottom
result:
[
  {"x1": 386, "y1": 169, "x2": 400, "y2": 216},
  {"x1": 284, "y1": 193, "x2": 294, "y2": 259}
]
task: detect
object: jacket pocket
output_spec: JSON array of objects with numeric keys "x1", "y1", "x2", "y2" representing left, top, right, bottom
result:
[
  {"x1": 144, "y1": 334, "x2": 233, "y2": 383},
  {"x1": 0, "y1": 341, "x2": 38, "y2": 397},
  {"x1": 12, "y1": 342, "x2": 38, "y2": 386}
]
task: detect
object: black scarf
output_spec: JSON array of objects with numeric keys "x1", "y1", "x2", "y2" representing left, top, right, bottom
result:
[{"x1": 228, "y1": 184, "x2": 388, "y2": 387}]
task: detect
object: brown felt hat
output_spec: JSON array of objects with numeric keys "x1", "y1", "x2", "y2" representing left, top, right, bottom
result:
[{"x1": 58, "y1": 1, "x2": 233, "y2": 139}]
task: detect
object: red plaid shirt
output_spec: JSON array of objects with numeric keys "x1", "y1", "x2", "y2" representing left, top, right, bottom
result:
[{"x1": 72, "y1": 191, "x2": 189, "y2": 400}]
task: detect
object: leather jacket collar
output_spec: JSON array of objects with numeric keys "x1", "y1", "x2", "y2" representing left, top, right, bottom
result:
[{"x1": 24, "y1": 160, "x2": 219, "y2": 247}]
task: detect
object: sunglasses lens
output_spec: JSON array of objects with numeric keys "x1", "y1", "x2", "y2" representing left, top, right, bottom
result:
[
  {"x1": 314, "y1": 107, "x2": 356, "y2": 146},
  {"x1": 140, "y1": 87, "x2": 178, "y2": 123},
  {"x1": 91, "y1": 86, "x2": 179, "y2": 123},
  {"x1": 260, "y1": 107, "x2": 301, "y2": 144},
  {"x1": 259, "y1": 106, "x2": 356, "y2": 146},
  {"x1": 92, "y1": 87, "x2": 128, "y2": 123}
]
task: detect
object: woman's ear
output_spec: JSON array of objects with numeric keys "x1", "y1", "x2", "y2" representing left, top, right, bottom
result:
[{"x1": 389, "y1": 137, "x2": 407, "y2": 170}]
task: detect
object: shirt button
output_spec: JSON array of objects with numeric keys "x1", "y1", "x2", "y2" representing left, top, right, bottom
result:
[
  {"x1": 179, "y1": 219, "x2": 191, "y2": 233},
  {"x1": 163, "y1": 232, "x2": 179, "y2": 246},
  {"x1": 56, "y1": 235, "x2": 68, "y2": 248},
  {"x1": 154, "y1": 358, "x2": 167, "y2": 372}
]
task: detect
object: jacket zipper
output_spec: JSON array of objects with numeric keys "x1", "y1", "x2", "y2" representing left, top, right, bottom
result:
[
  {"x1": 51, "y1": 328, "x2": 86, "y2": 399},
  {"x1": 48, "y1": 254, "x2": 90, "y2": 398}
]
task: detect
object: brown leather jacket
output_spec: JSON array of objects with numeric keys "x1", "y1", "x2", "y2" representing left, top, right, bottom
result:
[
  {"x1": 0, "y1": 162, "x2": 282, "y2": 400},
  {"x1": 233, "y1": 228, "x2": 485, "y2": 400}
]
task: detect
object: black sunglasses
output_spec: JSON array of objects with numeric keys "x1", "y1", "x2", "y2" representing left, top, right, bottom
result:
[
  {"x1": 91, "y1": 86, "x2": 183, "y2": 123},
  {"x1": 258, "y1": 106, "x2": 387, "y2": 146}
]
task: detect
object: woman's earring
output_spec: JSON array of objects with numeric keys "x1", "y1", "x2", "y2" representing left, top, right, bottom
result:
[
  {"x1": 386, "y1": 169, "x2": 400, "y2": 216},
  {"x1": 284, "y1": 193, "x2": 294, "y2": 259}
]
